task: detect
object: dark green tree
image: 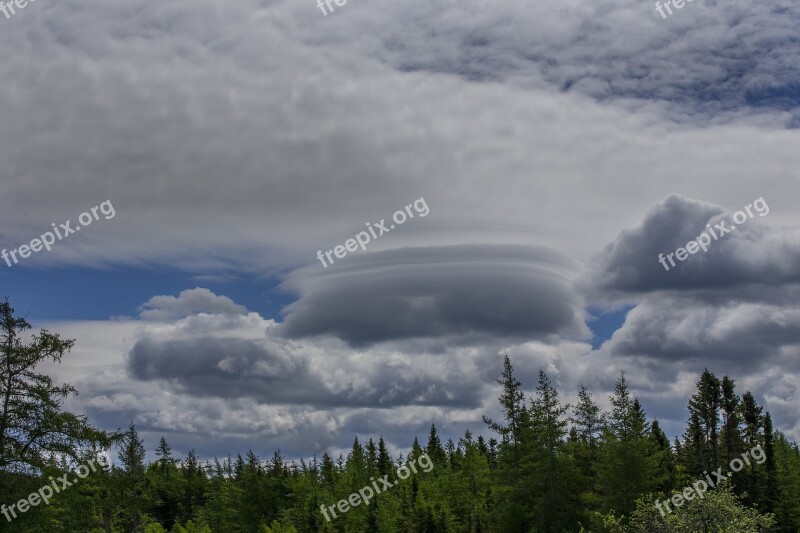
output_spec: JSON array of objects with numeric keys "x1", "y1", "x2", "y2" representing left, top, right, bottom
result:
[
  {"x1": 596, "y1": 371, "x2": 656, "y2": 517},
  {"x1": 527, "y1": 370, "x2": 578, "y2": 532},
  {"x1": 0, "y1": 300, "x2": 109, "y2": 475},
  {"x1": 483, "y1": 353, "x2": 532, "y2": 531},
  {"x1": 117, "y1": 423, "x2": 149, "y2": 532}
]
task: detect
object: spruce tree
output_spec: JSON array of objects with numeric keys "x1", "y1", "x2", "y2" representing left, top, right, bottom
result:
[
  {"x1": 720, "y1": 376, "x2": 744, "y2": 470},
  {"x1": 740, "y1": 391, "x2": 764, "y2": 507},
  {"x1": 117, "y1": 423, "x2": 148, "y2": 532},
  {"x1": 764, "y1": 413, "x2": 778, "y2": 512},
  {"x1": 377, "y1": 437, "x2": 393, "y2": 478},
  {"x1": 528, "y1": 370, "x2": 577, "y2": 532},
  {"x1": 482, "y1": 353, "x2": 532, "y2": 531},
  {"x1": 426, "y1": 424, "x2": 447, "y2": 467},
  {"x1": 597, "y1": 371, "x2": 656, "y2": 516},
  {"x1": 0, "y1": 299, "x2": 109, "y2": 473},
  {"x1": 683, "y1": 369, "x2": 722, "y2": 475}
]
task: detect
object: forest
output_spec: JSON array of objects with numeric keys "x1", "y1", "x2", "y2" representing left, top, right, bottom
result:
[{"x1": 1, "y1": 300, "x2": 799, "y2": 533}]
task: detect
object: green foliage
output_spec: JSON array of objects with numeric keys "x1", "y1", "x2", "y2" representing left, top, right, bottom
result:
[
  {"x1": 0, "y1": 300, "x2": 110, "y2": 474},
  {"x1": 2, "y1": 318, "x2": 799, "y2": 533},
  {"x1": 172, "y1": 520, "x2": 213, "y2": 533},
  {"x1": 596, "y1": 372, "x2": 658, "y2": 517},
  {"x1": 261, "y1": 521, "x2": 297, "y2": 533},
  {"x1": 626, "y1": 482, "x2": 775, "y2": 533}
]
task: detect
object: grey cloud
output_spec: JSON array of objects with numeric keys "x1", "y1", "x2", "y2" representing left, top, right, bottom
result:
[
  {"x1": 583, "y1": 194, "x2": 800, "y2": 295},
  {"x1": 139, "y1": 287, "x2": 249, "y2": 321},
  {"x1": 604, "y1": 296, "x2": 800, "y2": 367},
  {"x1": 280, "y1": 245, "x2": 589, "y2": 346},
  {"x1": 287, "y1": 0, "x2": 800, "y2": 122},
  {"x1": 2, "y1": 0, "x2": 799, "y2": 275},
  {"x1": 126, "y1": 332, "x2": 486, "y2": 409}
]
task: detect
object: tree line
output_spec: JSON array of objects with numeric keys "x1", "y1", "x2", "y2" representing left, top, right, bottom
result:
[{"x1": 1, "y1": 300, "x2": 799, "y2": 532}]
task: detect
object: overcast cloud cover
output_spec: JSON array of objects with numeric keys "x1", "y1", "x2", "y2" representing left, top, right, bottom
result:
[{"x1": 1, "y1": 0, "x2": 799, "y2": 460}]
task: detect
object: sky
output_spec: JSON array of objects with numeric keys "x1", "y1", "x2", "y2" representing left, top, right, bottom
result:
[{"x1": 1, "y1": 0, "x2": 799, "y2": 462}]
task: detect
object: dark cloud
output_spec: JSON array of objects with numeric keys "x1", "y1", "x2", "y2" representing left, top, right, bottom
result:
[
  {"x1": 583, "y1": 194, "x2": 800, "y2": 295},
  {"x1": 126, "y1": 322, "x2": 488, "y2": 409},
  {"x1": 280, "y1": 245, "x2": 589, "y2": 346},
  {"x1": 604, "y1": 296, "x2": 800, "y2": 366}
]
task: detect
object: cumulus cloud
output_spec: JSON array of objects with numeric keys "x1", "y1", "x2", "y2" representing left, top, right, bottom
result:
[
  {"x1": 605, "y1": 296, "x2": 800, "y2": 366},
  {"x1": 139, "y1": 287, "x2": 249, "y2": 321},
  {"x1": 126, "y1": 288, "x2": 496, "y2": 409},
  {"x1": 583, "y1": 194, "x2": 800, "y2": 295}
]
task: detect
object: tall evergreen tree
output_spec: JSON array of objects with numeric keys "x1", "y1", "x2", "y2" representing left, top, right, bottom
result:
[
  {"x1": 686, "y1": 369, "x2": 722, "y2": 474},
  {"x1": 720, "y1": 376, "x2": 744, "y2": 470},
  {"x1": 764, "y1": 412, "x2": 779, "y2": 512},
  {"x1": 148, "y1": 437, "x2": 182, "y2": 530},
  {"x1": 648, "y1": 420, "x2": 676, "y2": 494},
  {"x1": 483, "y1": 353, "x2": 532, "y2": 532},
  {"x1": 0, "y1": 300, "x2": 109, "y2": 474},
  {"x1": 483, "y1": 353, "x2": 529, "y2": 451},
  {"x1": 740, "y1": 391, "x2": 764, "y2": 507},
  {"x1": 773, "y1": 433, "x2": 800, "y2": 532},
  {"x1": 426, "y1": 424, "x2": 447, "y2": 468},
  {"x1": 377, "y1": 437, "x2": 393, "y2": 477},
  {"x1": 570, "y1": 385, "x2": 604, "y2": 523},
  {"x1": 596, "y1": 371, "x2": 655, "y2": 516},
  {"x1": 528, "y1": 370, "x2": 578, "y2": 532},
  {"x1": 179, "y1": 449, "x2": 207, "y2": 525},
  {"x1": 117, "y1": 423, "x2": 148, "y2": 533}
]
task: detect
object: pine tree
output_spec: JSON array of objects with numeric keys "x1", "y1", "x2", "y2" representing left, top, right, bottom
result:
[
  {"x1": 155, "y1": 437, "x2": 175, "y2": 470},
  {"x1": 365, "y1": 438, "x2": 378, "y2": 477},
  {"x1": 483, "y1": 353, "x2": 532, "y2": 531},
  {"x1": 764, "y1": 413, "x2": 778, "y2": 512},
  {"x1": 572, "y1": 385, "x2": 604, "y2": 449},
  {"x1": 720, "y1": 376, "x2": 744, "y2": 471},
  {"x1": 686, "y1": 369, "x2": 722, "y2": 473},
  {"x1": 528, "y1": 370, "x2": 578, "y2": 532},
  {"x1": 648, "y1": 420, "x2": 676, "y2": 494},
  {"x1": 681, "y1": 411, "x2": 705, "y2": 477},
  {"x1": 148, "y1": 436, "x2": 182, "y2": 529},
  {"x1": 179, "y1": 449, "x2": 207, "y2": 525},
  {"x1": 117, "y1": 423, "x2": 148, "y2": 532},
  {"x1": 483, "y1": 353, "x2": 529, "y2": 451},
  {"x1": 773, "y1": 433, "x2": 800, "y2": 531},
  {"x1": 377, "y1": 437, "x2": 393, "y2": 477},
  {"x1": 597, "y1": 371, "x2": 656, "y2": 516},
  {"x1": 426, "y1": 424, "x2": 447, "y2": 468},
  {"x1": 320, "y1": 452, "x2": 337, "y2": 490},
  {"x1": 570, "y1": 385, "x2": 604, "y2": 520},
  {"x1": 0, "y1": 299, "x2": 109, "y2": 474},
  {"x1": 740, "y1": 391, "x2": 764, "y2": 507}
]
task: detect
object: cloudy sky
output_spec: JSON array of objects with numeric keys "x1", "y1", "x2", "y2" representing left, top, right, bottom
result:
[{"x1": 2, "y1": 0, "x2": 799, "y2": 461}]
